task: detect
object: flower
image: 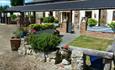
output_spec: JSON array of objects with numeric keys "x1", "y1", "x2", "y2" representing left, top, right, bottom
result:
[{"x1": 31, "y1": 29, "x2": 37, "y2": 33}]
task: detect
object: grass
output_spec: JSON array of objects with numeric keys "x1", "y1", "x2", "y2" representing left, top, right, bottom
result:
[{"x1": 69, "y1": 35, "x2": 113, "y2": 51}]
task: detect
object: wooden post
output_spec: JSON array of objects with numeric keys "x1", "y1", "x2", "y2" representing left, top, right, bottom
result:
[{"x1": 98, "y1": 9, "x2": 101, "y2": 26}]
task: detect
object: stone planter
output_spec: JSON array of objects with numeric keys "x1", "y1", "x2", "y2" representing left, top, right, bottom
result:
[{"x1": 10, "y1": 37, "x2": 21, "y2": 51}]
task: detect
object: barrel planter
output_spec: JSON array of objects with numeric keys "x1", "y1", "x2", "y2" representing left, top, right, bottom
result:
[{"x1": 10, "y1": 37, "x2": 21, "y2": 51}]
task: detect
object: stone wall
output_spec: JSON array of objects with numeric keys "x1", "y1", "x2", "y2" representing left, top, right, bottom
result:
[{"x1": 18, "y1": 39, "x2": 84, "y2": 70}]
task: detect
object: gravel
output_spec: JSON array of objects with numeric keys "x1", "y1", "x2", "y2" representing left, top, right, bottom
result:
[{"x1": 0, "y1": 52, "x2": 63, "y2": 70}]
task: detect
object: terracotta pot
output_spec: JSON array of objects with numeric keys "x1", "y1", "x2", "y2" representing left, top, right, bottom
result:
[{"x1": 10, "y1": 37, "x2": 21, "y2": 51}]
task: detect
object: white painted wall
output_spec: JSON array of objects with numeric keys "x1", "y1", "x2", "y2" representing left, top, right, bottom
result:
[
  {"x1": 92, "y1": 10, "x2": 99, "y2": 22},
  {"x1": 79, "y1": 10, "x2": 85, "y2": 25},
  {"x1": 107, "y1": 9, "x2": 114, "y2": 24},
  {"x1": 53, "y1": 11, "x2": 56, "y2": 18},
  {"x1": 45, "y1": 12, "x2": 49, "y2": 17},
  {"x1": 72, "y1": 11, "x2": 75, "y2": 24}
]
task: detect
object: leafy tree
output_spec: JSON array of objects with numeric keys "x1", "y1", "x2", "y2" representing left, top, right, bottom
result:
[
  {"x1": 10, "y1": 0, "x2": 24, "y2": 6},
  {"x1": 0, "y1": 6, "x2": 9, "y2": 12}
]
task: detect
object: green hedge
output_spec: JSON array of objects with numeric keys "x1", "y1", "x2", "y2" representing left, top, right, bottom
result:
[
  {"x1": 29, "y1": 23, "x2": 55, "y2": 31},
  {"x1": 88, "y1": 18, "x2": 97, "y2": 27}
]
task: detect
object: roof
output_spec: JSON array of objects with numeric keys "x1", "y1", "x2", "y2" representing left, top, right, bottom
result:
[{"x1": 7, "y1": 0, "x2": 115, "y2": 12}]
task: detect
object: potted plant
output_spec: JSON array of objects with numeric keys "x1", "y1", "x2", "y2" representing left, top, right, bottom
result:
[
  {"x1": 54, "y1": 19, "x2": 59, "y2": 27},
  {"x1": 10, "y1": 28, "x2": 22, "y2": 51}
]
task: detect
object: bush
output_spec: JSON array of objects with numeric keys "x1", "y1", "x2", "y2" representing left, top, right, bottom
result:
[
  {"x1": 43, "y1": 16, "x2": 55, "y2": 23},
  {"x1": 29, "y1": 23, "x2": 55, "y2": 31},
  {"x1": 28, "y1": 33, "x2": 62, "y2": 52},
  {"x1": 10, "y1": 14, "x2": 17, "y2": 21},
  {"x1": 54, "y1": 19, "x2": 59, "y2": 23},
  {"x1": 108, "y1": 22, "x2": 115, "y2": 29},
  {"x1": 88, "y1": 18, "x2": 97, "y2": 27}
]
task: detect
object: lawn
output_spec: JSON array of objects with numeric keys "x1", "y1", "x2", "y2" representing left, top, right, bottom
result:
[{"x1": 69, "y1": 35, "x2": 113, "y2": 51}]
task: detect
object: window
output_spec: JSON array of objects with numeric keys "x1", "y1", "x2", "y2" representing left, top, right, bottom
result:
[{"x1": 113, "y1": 11, "x2": 115, "y2": 20}]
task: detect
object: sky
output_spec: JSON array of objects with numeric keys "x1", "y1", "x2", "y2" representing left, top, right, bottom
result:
[{"x1": 0, "y1": 0, "x2": 32, "y2": 6}]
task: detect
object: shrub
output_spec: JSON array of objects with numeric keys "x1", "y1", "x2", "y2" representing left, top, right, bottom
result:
[
  {"x1": 108, "y1": 22, "x2": 115, "y2": 29},
  {"x1": 28, "y1": 33, "x2": 62, "y2": 52},
  {"x1": 54, "y1": 19, "x2": 59, "y2": 23},
  {"x1": 43, "y1": 16, "x2": 55, "y2": 23},
  {"x1": 10, "y1": 14, "x2": 17, "y2": 21},
  {"x1": 29, "y1": 23, "x2": 55, "y2": 31},
  {"x1": 88, "y1": 18, "x2": 97, "y2": 27},
  {"x1": 13, "y1": 28, "x2": 23, "y2": 38}
]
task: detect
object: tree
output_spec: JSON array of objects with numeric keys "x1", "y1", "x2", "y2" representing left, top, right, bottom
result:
[
  {"x1": 0, "y1": 6, "x2": 9, "y2": 23},
  {"x1": 0, "y1": 6, "x2": 9, "y2": 12},
  {"x1": 10, "y1": 0, "x2": 24, "y2": 6}
]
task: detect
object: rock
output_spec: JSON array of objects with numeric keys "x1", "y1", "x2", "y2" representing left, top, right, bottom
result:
[
  {"x1": 61, "y1": 59, "x2": 69, "y2": 65},
  {"x1": 64, "y1": 65, "x2": 72, "y2": 70}
]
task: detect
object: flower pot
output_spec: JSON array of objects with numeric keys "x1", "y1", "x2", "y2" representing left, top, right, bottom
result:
[{"x1": 10, "y1": 37, "x2": 21, "y2": 51}]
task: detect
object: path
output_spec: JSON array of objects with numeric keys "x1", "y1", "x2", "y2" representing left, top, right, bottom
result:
[
  {"x1": 0, "y1": 24, "x2": 17, "y2": 55},
  {"x1": 59, "y1": 32, "x2": 80, "y2": 47}
]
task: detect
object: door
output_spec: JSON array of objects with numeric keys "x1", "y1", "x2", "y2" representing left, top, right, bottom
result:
[
  {"x1": 85, "y1": 11, "x2": 92, "y2": 18},
  {"x1": 66, "y1": 12, "x2": 72, "y2": 33},
  {"x1": 62, "y1": 12, "x2": 72, "y2": 33}
]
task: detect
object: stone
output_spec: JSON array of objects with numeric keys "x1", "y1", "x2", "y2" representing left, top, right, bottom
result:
[
  {"x1": 61, "y1": 59, "x2": 69, "y2": 65},
  {"x1": 71, "y1": 50, "x2": 84, "y2": 70}
]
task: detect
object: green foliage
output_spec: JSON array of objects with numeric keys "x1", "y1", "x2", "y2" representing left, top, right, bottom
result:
[
  {"x1": 28, "y1": 33, "x2": 62, "y2": 52},
  {"x1": 29, "y1": 23, "x2": 55, "y2": 31},
  {"x1": 13, "y1": 28, "x2": 23, "y2": 37},
  {"x1": 0, "y1": 5, "x2": 9, "y2": 12},
  {"x1": 43, "y1": 16, "x2": 55, "y2": 23},
  {"x1": 88, "y1": 18, "x2": 97, "y2": 27},
  {"x1": 10, "y1": 14, "x2": 17, "y2": 20},
  {"x1": 54, "y1": 19, "x2": 59, "y2": 23},
  {"x1": 10, "y1": 0, "x2": 24, "y2": 6},
  {"x1": 108, "y1": 22, "x2": 115, "y2": 29}
]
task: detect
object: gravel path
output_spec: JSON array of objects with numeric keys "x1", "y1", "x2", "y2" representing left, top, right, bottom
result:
[
  {"x1": 0, "y1": 24, "x2": 17, "y2": 55},
  {"x1": 0, "y1": 24, "x2": 65, "y2": 70}
]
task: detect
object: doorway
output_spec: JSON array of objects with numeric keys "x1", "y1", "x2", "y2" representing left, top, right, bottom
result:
[
  {"x1": 85, "y1": 11, "x2": 92, "y2": 18},
  {"x1": 62, "y1": 11, "x2": 72, "y2": 33}
]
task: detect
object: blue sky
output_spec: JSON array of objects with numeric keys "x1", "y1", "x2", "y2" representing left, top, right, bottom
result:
[{"x1": 0, "y1": 0, "x2": 32, "y2": 6}]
